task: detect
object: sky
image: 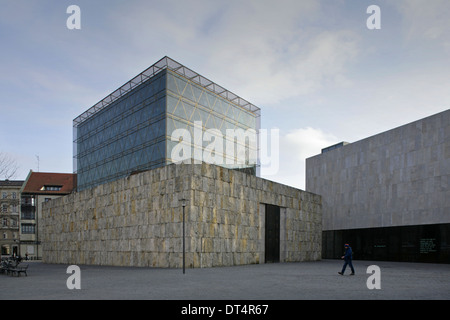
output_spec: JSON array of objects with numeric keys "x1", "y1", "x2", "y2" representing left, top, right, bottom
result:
[{"x1": 0, "y1": 0, "x2": 449, "y2": 190}]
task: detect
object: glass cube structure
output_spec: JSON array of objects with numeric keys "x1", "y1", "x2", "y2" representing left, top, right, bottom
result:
[{"x1": 73, "y1": 57, "x2": 261, "y2": 191}]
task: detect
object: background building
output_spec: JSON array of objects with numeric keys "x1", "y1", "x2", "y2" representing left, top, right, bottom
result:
[
  {"x1": 0, "y1": 180, "x2": 23, "y2": 257},
  {"x1": 306, "y1": 109, "x2": 450, "y2": 263},
  {"x1": 20, "y1": 171, "x2": 76, "y2": 259},
  {"x1": 73, "y1": 56, "x2": 261, "y2": 191}
]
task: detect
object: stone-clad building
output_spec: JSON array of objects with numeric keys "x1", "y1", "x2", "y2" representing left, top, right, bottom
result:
[
  {"x1": 306, "y1": 109, "x2": 450, "y2": 263},
  {"x1": 42, "y1": 163, "x2": 321, "y2": 267},
  {"x1": 42, "y1": 57, "x2": 322, "y2": 268}
]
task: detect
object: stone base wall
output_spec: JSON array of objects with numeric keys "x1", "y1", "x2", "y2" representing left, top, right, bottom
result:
[{"x1": 42, "y1": 163, "x2": 321, "y2": 267}]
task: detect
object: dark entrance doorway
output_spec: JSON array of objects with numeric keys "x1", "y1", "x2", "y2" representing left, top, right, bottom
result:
[{"x1": 265, "y1": 204, "x2": 280, "y2": 263}]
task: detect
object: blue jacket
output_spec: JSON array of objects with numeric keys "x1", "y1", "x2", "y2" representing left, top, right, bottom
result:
[{"x1": 344, "y1": 246, "x2": 353, "y2": 260}]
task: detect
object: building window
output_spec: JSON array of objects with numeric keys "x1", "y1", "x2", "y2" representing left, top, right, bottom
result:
[
  {"x1": 2, "y1": 218, "x2": 7, "y2": 227},
  {"x1": 21, "y1": 208, "x2": 35, "y2": 220},
  {"x1": 1, "y1": 204, "x2": 7, "y2": 213},
  {"x1": 21, "y1": 224, "x2": 35, "y2": 234},
  {"x1": 12, "y1": 192, "x2": 16, "y2": 199},
  {"x1": 21, "y1": 195, "x2": 35, "y2": 206},
  {"x1": 41, "y1": 185, "x2": 62, "y2": 191},
  {"x1": 2, "y1": 192, "x2": 6, "y2": 199}
]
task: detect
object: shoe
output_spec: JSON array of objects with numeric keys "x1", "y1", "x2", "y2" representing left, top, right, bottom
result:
[
  {"x1": 338, "y1": 272, "x2": 343, "y2": 275},
  {"x1": 350, "y1": 273, "x2": 355, "y2": 275}
]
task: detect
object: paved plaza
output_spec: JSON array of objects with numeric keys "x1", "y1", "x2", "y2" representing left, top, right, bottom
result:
[{"x1": 1, "y1": 259, "x2": 449, "y2": 300}]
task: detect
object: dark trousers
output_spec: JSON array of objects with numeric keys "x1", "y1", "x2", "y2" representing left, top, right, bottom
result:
[{"x1": 341, "y1": 258, "x2": 355, "y2": 274}]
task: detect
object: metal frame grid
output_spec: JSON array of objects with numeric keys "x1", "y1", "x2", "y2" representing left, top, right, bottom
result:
[
  {"x1": 164, "y1": 69, "x2": 259, "y2": 173},
  {"x1": 73, "y1": 56, "x2": 261, "y2": 127},
  {"x1": 73, "y1": 57, "x2": 262, "y2": 189}
]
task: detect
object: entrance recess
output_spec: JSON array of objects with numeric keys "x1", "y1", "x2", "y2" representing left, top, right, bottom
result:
[{"x1": 265, "y1": 204, "x2": 280, "y2": 263}]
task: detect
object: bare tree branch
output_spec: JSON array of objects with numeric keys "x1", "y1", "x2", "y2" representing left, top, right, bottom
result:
[{"x1": 0, "y1": 152, "x2": 19, "y2": 180}]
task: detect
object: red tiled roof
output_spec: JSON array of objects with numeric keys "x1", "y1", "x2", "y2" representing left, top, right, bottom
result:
[{"x1": 21, "y1": 172, "x2": 76, "y2": 195}]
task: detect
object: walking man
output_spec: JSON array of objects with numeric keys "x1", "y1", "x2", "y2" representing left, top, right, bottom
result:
[{"x1": 338, "y1": 244, "x2": 355, "y2": 275}]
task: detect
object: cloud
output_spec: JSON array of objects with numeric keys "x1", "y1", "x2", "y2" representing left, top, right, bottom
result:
[
  {"x1": 283, "y1": 127, "x2": 339, "y2": 160},
  {"x1": 199, "y1": 2, "x2": 360, "y2": 105},
  {"x1": 108, "y1": 0, "x2": 360, "y2": 106},
  {"x1": 2, "y1": 0, "x2": 448, "y2": 183},
  {"x1": 261, "y1": 127, "x2": 339, "y2": 189},
  {"x1": 220, "y1": 31, "x2": 358, "y2": 105},
  {"x1": 394, "y1": 0, "x2": 450, "y2": 44}
]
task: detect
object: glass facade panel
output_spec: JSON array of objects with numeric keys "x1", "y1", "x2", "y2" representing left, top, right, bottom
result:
[
  {"x1": 165, "y1": 70, "x2": 260, "y2": 175},
  {"x1": 74, "y1": 57, "x2": 261, "y2": 191},
  {"x1": 74, "y1": 71, "x2": 167, "y2": 191}
]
